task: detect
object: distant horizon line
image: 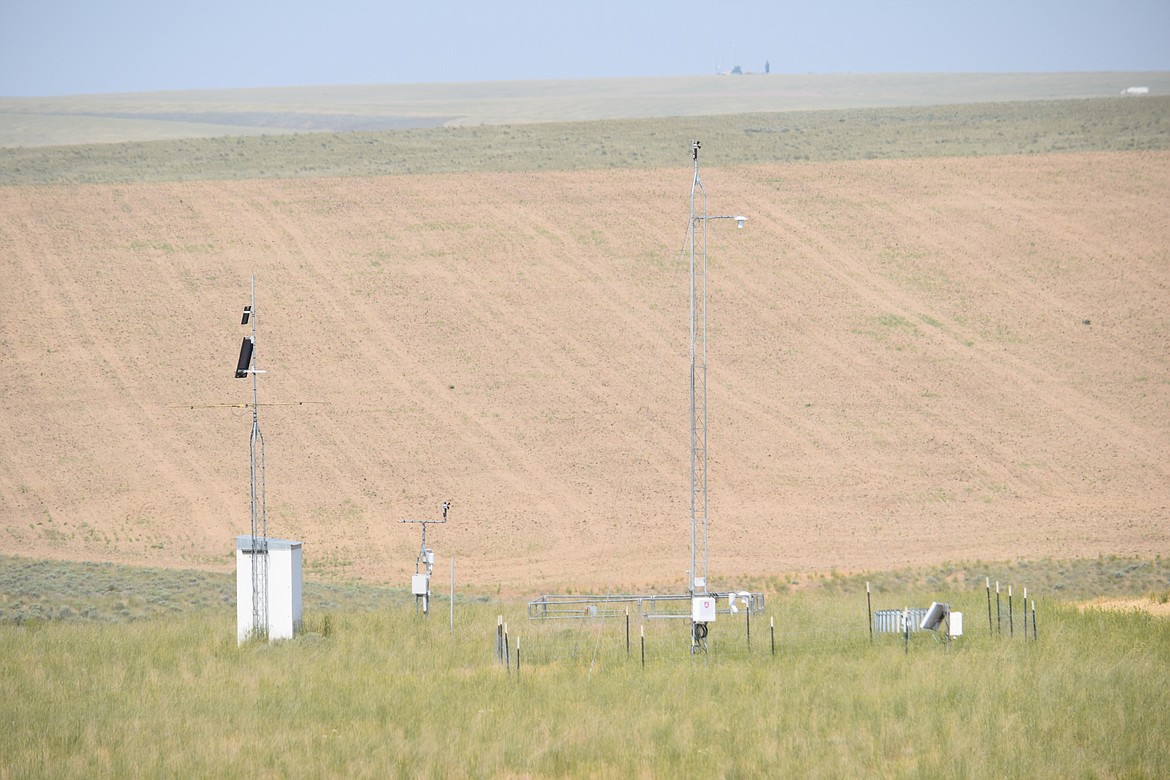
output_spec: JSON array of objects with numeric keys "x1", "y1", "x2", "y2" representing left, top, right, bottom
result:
[{"x1": 6, "y1": 68, "x2": 1169, "y2": 101}]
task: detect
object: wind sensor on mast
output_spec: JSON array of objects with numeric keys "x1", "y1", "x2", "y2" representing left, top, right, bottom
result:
[
  {"x1": 401, "y1": 501, "x2": 451, "y2": 615},
  {"x1": 529, "y1": 143, "x2": 764, "y2": 653},
  {"x1": 687, "y1": 140, "x2": 751, "y2": 652},
  {"x1": 235, "y1": 275, "x2": 273, "y2": 642},
  {"x1": 184, "y1": 276, "x2": 309, "y2": 643}
]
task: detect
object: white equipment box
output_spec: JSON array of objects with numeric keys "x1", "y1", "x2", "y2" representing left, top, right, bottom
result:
[
  {"x1": 236, "y1": 536, "x2": 303, "y2": 644},
  {"x1": 412, "y1": 573, "x2": 430, "y2": 596},
  {"x1": 692, "y1": 595, "x2": 717, "y2": 622}
]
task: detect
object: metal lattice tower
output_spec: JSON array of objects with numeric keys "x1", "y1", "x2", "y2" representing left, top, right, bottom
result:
[
  {"x1": 687, "y1": 142, "x2": 748, "y2": 650},
  {"x1": 243, "y1": 276, "x2": 268, "y2": 638},
  {"x1": 527, "y1": 143, "x2": 761, "y2": 647},
  {"x1": 688, "y1": 140, "x2": 709, "y2": 598}
]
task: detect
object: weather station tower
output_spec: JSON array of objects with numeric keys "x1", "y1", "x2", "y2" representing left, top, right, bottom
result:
[{"x1": 687, "y1": 141, "x2": 748, "y2": 652}]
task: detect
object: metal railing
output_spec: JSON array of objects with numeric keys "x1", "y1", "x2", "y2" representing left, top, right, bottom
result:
[{"x1": 528, "y1": 591, "x2": 765, "y2": 620}]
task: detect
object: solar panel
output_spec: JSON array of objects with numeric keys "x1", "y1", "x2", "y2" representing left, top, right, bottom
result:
[{"x1": 235, "y1": 337, "x2": 254, "y2": 378}]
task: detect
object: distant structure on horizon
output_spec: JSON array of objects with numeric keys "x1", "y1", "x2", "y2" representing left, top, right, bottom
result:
[{"x1": 1122, "y1": 86, "x2": 1150, "y2": 95}]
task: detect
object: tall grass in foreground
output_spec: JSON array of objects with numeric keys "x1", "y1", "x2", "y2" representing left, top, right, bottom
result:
[{"x1": 2, "y1": 590, "x2": 1167, "y2": 778}]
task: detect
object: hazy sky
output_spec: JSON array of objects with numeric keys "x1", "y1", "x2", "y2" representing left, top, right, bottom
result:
[{"x1": 2, "y1": 0, "x2": 1168, "y2": 97}]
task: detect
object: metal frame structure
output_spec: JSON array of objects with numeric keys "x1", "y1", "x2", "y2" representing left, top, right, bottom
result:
[
  {"x1": 689, "y1": 140, "x2": 710, "y2": 601},
  {"x1": 528, "y1": 591, "x2": 764, "y2": 621},
  {"x1": 401, "y1": 501, "x2": 450, "y2": 615},
  {"x1": 687, "y1": 140, "x2": 747, "y2": 600},
  {"x1": 238, "y1": 275, "x2": 269, "y2": 640},
  {"x1": 530, "y1": 144, "x2": 759, "y2": 653},
  {"x1": 687, "y1": 140, "x2": 749, "y2": 652}
]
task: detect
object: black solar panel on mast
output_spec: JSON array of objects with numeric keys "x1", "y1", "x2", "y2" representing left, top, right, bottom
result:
[{"x1": 235, "y1": 337, "x2": 254, "y2": 378}]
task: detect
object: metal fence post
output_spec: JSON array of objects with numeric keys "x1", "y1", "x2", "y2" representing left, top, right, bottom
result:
[{"x1": 867, "y1": 582, "x2": 873, "y2": 643}]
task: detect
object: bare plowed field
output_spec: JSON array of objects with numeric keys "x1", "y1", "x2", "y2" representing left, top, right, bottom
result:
[{"x1": 1, "y1": 152, "x2": 1167, "y2": 590}]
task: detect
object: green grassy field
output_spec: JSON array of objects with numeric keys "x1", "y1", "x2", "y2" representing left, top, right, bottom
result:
[
  {"x1": 2, "y1": 96, "x2": 1168, "y2": 185},
  {"x1": 2, "y1": 555, "x2": 1168, "y2": 777}
]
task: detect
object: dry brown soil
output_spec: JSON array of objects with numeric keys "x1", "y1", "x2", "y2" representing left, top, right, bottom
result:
[
  {"x1": 1, "y1": 152, "x2": 1167, "y2": 592},
  {"x1": 1079, "y1": 597, "x2": 1170, "y2": 618}
]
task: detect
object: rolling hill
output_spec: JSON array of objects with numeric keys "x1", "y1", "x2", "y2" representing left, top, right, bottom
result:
[
  {"x1": 2, "y1": 134, "x2": 1167, "y2": 590},
  {"x1": 2, "y1": 76, "x2": 1169, "y2": 591}
]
